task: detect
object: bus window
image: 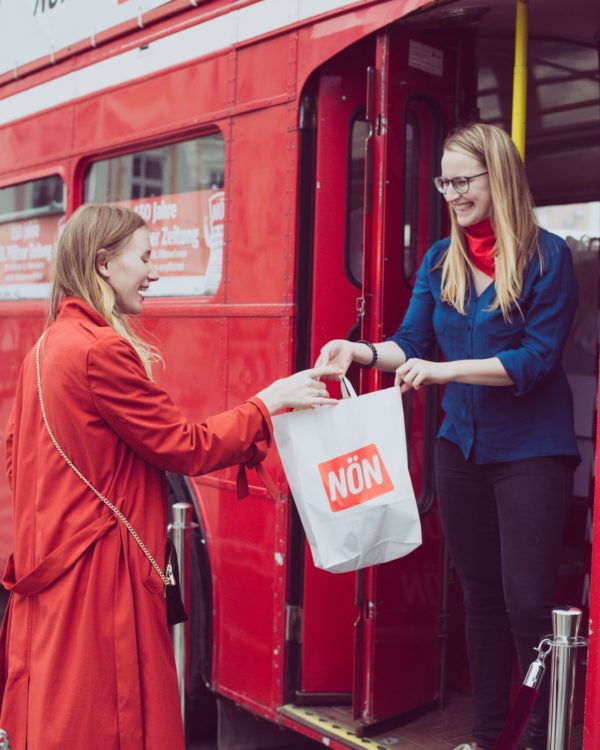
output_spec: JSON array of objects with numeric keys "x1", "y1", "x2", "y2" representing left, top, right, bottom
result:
[
  {"x1": 0, "y1": 175, "x2": 65, "y2": 300},
  {"x1": 345, "y1": 112, "x2": 369, "y2": 288},
  {"x1": 401, "y1": 97, "x2": 442, "y2": 288},
  {"x1": 403, "y1": 112, "x2": 419, "y2": 280},
  {"x1": 84, "y1": 134, "x2": 225, "y2": 298}
]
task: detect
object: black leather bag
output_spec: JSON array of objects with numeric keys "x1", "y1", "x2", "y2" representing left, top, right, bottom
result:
[{"x1": 165, "y1": 538, "x2": 189, "y2": 627}]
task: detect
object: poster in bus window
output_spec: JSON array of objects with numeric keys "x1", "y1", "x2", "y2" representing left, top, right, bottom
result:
[
  {"x1": 123, "y1": 189, "x2": 224, "y2": 298},
  {"x1": 0, "y1": 215, "x2": 64, "y2": 300}
]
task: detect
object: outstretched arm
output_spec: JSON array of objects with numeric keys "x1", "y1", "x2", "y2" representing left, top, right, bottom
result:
[{"x1": 88, "y1": 336, "x2": 341, "y2": 476}]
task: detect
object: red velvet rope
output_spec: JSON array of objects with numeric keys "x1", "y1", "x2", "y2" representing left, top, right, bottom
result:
[{"x1": 493, "y1": 684, "x2": 540, "y2": 750}]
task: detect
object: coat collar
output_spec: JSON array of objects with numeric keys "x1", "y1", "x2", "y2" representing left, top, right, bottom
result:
[{"x1": 56, "y1": 297, "x2": 110, "y2": 327}]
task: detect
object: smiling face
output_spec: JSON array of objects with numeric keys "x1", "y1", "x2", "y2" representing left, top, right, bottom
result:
[
  {"x1": 96, "y1": 227, "x2": 159, "y2": 315},
  {"x1": 440, "y1": 149, "x2": 493, "y2": 228}
]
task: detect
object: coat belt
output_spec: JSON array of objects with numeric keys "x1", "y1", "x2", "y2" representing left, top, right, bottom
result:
[{"x1": 2, "y1": 514, "x2": 116, "y2": 597}]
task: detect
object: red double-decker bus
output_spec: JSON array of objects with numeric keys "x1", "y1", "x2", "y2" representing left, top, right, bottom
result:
[{"x1": 0, "y1": 1, "x2": 598, "y2": 747}]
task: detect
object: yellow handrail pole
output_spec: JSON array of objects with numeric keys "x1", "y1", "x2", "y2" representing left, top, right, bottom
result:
[{"x1": 511, "y1": 0, "x2": 528, "y2": 160}]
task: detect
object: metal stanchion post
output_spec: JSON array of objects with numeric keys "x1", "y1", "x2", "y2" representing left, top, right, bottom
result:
[
  {"x1": 169, "y1": 502, "x2": 193, "y2": 724},
  {"x1": 547, "y1": 606, "x2": 585, "y2": 750}
]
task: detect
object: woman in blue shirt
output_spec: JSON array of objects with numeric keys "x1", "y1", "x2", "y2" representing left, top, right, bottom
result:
[{"x1": 317, "y1": 122, "x2": 578, "y2": 750}]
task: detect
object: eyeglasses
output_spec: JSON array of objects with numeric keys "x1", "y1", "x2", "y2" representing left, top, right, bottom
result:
[{"x1": 433, "y1": 171, "x2": 488, "y2": 195}]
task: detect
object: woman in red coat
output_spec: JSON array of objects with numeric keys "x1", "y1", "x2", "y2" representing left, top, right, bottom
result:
[{"x1": 0, "y1": 204, "x2": 338, "y2": 750}]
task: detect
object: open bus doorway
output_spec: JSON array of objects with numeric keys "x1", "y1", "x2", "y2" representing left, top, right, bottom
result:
[{"x1": 286, "y1": 21, "x2": 475, "y2": 733}]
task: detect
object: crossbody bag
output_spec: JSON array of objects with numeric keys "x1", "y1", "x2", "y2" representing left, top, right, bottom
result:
[{"x1": 35, "y1": 334, "x2": 188, "y2": 626}]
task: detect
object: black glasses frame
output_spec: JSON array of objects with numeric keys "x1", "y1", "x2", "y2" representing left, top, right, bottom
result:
[{"x1": 433, "y1": 171, "x2": 488, "y2": 195}]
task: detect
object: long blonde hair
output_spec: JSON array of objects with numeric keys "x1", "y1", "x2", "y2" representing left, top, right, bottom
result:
[
  {"x1": 439, "y1": 123, "x2": 540, "y2": 319},
  {"x1": 49, "y1": 203, "x2": 161, "y2": 378}
]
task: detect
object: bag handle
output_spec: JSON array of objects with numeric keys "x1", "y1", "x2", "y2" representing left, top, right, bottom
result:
[
  {"x1": 35, "y1": 334, "x2": 174, "y2": 590},
  {"x1": 340, "y1": 376, "x2": 358, "y2": 400}
]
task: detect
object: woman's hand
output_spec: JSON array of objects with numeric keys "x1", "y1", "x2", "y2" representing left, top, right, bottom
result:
[
  {"x1": 257, "y1": 366, "x2": 343, "y2": 414},
  {"x1": 395, "y1": 357, "x2": 513, "y2": 391},
  {"x1": 394, "y1": 359, "x2": 454, "y2": 393},
  {"x1": 315, "y1": 340, "x2": 358, "y2": 375}
]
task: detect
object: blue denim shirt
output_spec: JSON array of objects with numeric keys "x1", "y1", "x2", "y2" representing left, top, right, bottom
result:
[{"x1": 389, "y1": 229, "x2": 579, "y2": 463}]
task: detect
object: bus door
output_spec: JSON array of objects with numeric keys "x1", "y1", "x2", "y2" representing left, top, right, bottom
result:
[
  {"x1": 353, "y1": 26, "x2": 475, "y2": 728},
  {"x1": 292, "y1": 38, "x2": 375, "y2": 704}
]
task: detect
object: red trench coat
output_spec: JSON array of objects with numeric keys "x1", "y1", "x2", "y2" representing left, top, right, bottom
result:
[{"x1": 0, "y1": 298, "x2": 273, "y2": 750}]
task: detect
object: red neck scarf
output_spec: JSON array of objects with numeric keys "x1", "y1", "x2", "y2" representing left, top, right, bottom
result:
[{"x1": 464, "y1": 217, "x2": 496, "y2": 278}]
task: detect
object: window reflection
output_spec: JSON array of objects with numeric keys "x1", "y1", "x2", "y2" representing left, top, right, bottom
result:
[
  {"x1": 0, "y1": 175, "x2": 64, "y2": 223},
  {"x1": 0, "y1": 175, "x2": 65, "y2": 300},
  {"x1": 403, "y1": 113, "x2": 418, "y2": 280},
  {"x1": 84, "y1": 135, "x2": 224, "y2": 203},
  {"x1": 345, "y1": 113, "x2": 369, "y2": 287},
  {"x1": 84, "y1": 135, "x2": 226, "y2": 298}
]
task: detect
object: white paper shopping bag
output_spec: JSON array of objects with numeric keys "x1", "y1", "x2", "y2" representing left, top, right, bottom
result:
[{"x1": 272, "y1": 380, "x2": 421, "y2": 573}]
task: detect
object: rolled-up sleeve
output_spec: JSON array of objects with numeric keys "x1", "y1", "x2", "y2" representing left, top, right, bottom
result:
[
  {"x1": 389, "y1": 249, "x2": 436, "y2": 359},
  {"x1": 496, "y1": 241, "x2": 578, "y2": 397}
]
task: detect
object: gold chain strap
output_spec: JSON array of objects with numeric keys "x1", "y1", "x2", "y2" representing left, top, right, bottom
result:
[{"x1": 35, "y1": 334, "x2": 174, "y2": 588}]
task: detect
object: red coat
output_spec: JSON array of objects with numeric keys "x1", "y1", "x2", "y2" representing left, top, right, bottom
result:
[{"x1": 1, "y1": 297, "x2": 273, "y2": 750}]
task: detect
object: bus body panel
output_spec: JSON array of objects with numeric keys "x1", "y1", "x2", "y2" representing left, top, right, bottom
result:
[
  {"x1": 227, "y1": 106, "x2": 296, "y2": 305},
  {"x1": 0, "y1": 0, "x2": 597, "y2": 746},
  {"x1": 71, "y1": 56, "x2": 234, "y2": 155}
]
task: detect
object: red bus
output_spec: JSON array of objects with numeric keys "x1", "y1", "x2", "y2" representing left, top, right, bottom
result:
[{"x1": 0, "y1": 1, "x2": 598, "y2": 747}]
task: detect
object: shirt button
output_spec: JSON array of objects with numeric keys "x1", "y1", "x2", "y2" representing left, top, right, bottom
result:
[{"x1": 467, "y1": 326, "x2": 472, "y2": 331}]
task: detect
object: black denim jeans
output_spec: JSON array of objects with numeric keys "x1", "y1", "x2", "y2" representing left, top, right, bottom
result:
[{"x1": 435, "y1": 438, "x2": 574, "y2": 750}]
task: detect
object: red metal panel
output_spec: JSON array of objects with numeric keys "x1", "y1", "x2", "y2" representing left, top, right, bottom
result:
[
  {"x1": 195, "y1": 481, "x2": 285, "y2": 709},
  {"x1": 198, "y1": 314, "x2": 291, "y2": 709},
  {"x1": 141, "y1": 313, "x2": 229, "y2": 419},
  {"x1": 299, "y1": 41, "x2": 374, "y2": 695},
  {"x1": 295, "y1": 0, "x2": 434, "y2": 95},
  {"x1": 365, "y1": 515, "x2": 445, "y2": 713},
  {"x1": 226, "y1": 106, "x2": 295, "y2": 305},
  {"x1": 301, "y1": 566, "x2": 356, "y2": 693},
  {"x1": 236, "y1": 34, "x2": 295, "y2": 107},
  {"x1": 225, "y1": 315, "x2": 293, "y2": 408},
  {"x1": 0, "y1": 106, "x2": 75, "y2": 173},
  {"x1": 72, "y1": 55, "x2": 232, "y2": 155}
]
